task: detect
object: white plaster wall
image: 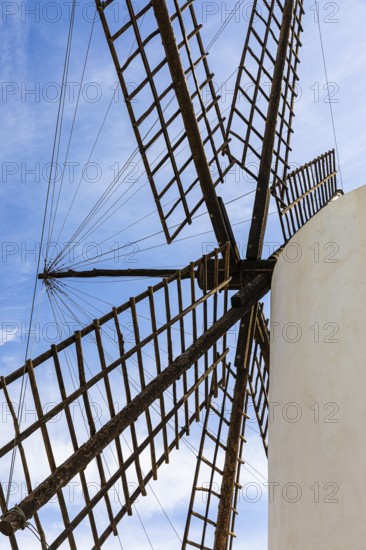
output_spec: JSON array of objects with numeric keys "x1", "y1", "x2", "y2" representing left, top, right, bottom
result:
[{"x1": 269, "y1": 185, "x2": 366, "y2": 550}]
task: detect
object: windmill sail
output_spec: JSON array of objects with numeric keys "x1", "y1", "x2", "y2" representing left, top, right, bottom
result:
[
  {"x1": 183, "y1": 304, "x2": 270, "y2": 549},
  {"x1": 226, "y1": 0, "x2": 305, "y2": 188},
  {"x1": 0, "y1": 246, "x2": 235, "y2": 547},
  {"x1": 96, "y1": 0, "x2": 232, "y2": 245},
  {"x1": 182, "y1": 363, "x2": 241, "y2": 550},
  {"x1": 248, "y1": 304, "x2": 270, "y2": 456},
  {"x1": 272, "y1": 149, "x2": 342, "y2": 241}
]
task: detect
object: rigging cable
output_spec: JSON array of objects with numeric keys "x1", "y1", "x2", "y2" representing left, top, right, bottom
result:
[
  {"x1": 47, "y1": 8, "x2": 251, "y2": 271},
  {"x1": 45, "y1": 0, "x2": 77, "y2": 252},
  {"x1": 316, "y1": 3, "x2": 343, "y2": 189},
  {"x1": 56, "y1": 211, "x2": 276, "y2": 272},
  {"x1": 4, "y1": 0, "x2": 78, "y2": 511},
  {"x1": 47, "y1": 13, "x2": 149, "y2": 270},
  {"x1": 53, "y1": 187, "x2": 256, "y2": 272},
  {"x1": 48, "y1": 7, "x2": 98, "y2": 247},
  {"x1": 25, "y1": 522, "x2": 50, "y2": 549},
  {"x1": 206, "y1": 0, "x2": 247, "y2": 50}
]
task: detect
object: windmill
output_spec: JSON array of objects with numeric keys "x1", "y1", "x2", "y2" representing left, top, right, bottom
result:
[{"x1": 0, "y1": 0, "x2": 342, "y2": 548}]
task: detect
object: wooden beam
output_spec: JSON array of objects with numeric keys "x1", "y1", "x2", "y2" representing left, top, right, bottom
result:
[
  {"x1": 38, "y1": 268, "x2": 185, "y2": 280},
  {"x1": 213, "y1": 306, "x2": 257, "y2": 549},
  {"x1": 39, "y1": 260, "x2": 276, "y2": 286},
  {"x1": 239, "y1": 259, "x2": 276, "y2": 272},
  {"x1": 231, "y1": 273, "x2": 271, "y2": 308},
  {"x1": 246, "y1": 0, "x2": 295, "y2": 260},
  {"x1": 150, "y1": 0, "x2": 240, "y2": 264}
]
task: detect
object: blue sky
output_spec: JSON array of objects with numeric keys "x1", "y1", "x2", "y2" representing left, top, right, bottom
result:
[{"x1": 0, "y1": 0, "x2": 365, "y2": 548}]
